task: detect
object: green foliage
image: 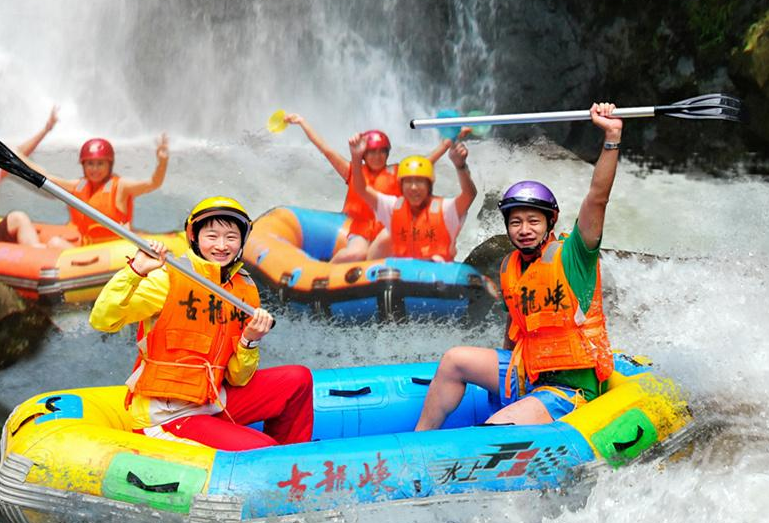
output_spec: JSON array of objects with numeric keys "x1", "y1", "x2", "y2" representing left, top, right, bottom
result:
[
  {"x1": 685, "y1": 0, "x2": 739, "y2": 51},
  {"x1": 744, "y1": 9, "x2": 769, "y2": 51}
]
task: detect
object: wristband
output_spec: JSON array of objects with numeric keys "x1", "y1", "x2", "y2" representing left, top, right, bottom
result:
[
  {"x1": 240, "y1": 336, "x2": 259, "y2": 349},
  {"x1": 126, "y1": 257, "x2": 148, "y2": 278},
  {"x1": 603, "y1": 141, "x2": 621, "y2": 150}
]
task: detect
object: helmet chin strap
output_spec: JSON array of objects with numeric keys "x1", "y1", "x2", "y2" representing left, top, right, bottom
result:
[
  {"x1": 519, "y1": 235, "x2": 548, "y2": 256},
  {"x1": 190, "y1": 239, "x2": 201, "y2": 258},
  {"x1": 519, "y1": 245, "x2": 541, "y2": 256}
]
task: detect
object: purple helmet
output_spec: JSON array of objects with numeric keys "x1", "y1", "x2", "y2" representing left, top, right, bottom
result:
[{"x1": 498, "y1": 181, "x2": 559, "y2": 224}]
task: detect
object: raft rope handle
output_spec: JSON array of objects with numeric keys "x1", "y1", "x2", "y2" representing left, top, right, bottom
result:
[
  {"x1": 328, "y1": 386, "x2": 372, "y2": 397},
  {"x1": 126, "y1": 471, "x2": 180, "y2": 493},
  {"x1": 70, "y1": 255, "x2": 100, "y2": 267},
  {"x1": 612, "y1": 425, "x2": 645, "y2": 452}
]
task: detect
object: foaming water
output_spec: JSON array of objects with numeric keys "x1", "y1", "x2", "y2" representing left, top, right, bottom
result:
[
  {"x1": 2, "y1": 140, "x2": 769, "y2": 522},
  {"x1": 601, "y1": 252, "x2": 769, "y2": 400}
]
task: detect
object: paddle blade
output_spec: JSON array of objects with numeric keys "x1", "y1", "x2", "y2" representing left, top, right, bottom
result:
[
  {"x1": 0, "y1": 141, "x2": 46, "y2": 188},
  {"x1": 267, "y1": 109, "x2": 288, "y2": 133},
  {"x1": 658, "y1": 93, "x2": 743, "y2": 122},
  {"x1": 467, "y1": 110, "x2": 492, "y2": 137},
  {"x1": 436, "y1": 109, "x2": 461, "y2": 140}
]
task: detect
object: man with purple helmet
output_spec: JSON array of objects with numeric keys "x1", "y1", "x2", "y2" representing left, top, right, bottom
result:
[{"x1": 416, "y1": 102, "x2": 622, "y2": 429}]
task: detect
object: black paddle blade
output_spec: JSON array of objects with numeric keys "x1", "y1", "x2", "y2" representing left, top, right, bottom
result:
[
  {"x1": 0, "y1": 140, "x2": 46, "y2": 188},
  {"x1": 656, "y1": 93, "x2": 743, "y2": 122}
]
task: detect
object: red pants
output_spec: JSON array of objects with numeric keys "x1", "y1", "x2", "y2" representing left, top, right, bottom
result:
[{"x1": 156, "y1": 365, "x2": 313, "y2": 451}]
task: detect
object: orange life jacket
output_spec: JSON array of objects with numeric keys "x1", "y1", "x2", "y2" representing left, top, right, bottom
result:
[
  {"x1": 390, "y1": 196, "x2": 454, "y2": 261},
  {"x1": 131, "y1": 254, "x2": 260, "y2": 406},
  {"x1": 68, "y1": 175, "x2": 133, "y2": 244},
  {"x1": 499, "y1": 237, "x2": 613, "y2": 392},
  {"x1": 343, "y1": 164, "x2": 400, "y2": 241}
]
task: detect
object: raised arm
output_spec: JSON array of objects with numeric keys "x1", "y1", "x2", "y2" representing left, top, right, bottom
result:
[
  {"x1": 121, "y1": 133, "x2": 169, "y2": 198},
  {"x1": 19, "y1": 106, "x2": 58, "y2": 157},
  {"x1": 2, "y1": 107, "x2": 58, "y2": 182},
  {"x1": 348, "y1": 133, "x2": 379, "y2": 211},
  {"x1": 448, "y1": 141, "x2": 477, "y2": 217},
  {"x1": 577, "y1": 103, "x2": 623, "y2": 250},
  {"x1": 284, "y1": 113, "x2": 350, "y2": 180}
]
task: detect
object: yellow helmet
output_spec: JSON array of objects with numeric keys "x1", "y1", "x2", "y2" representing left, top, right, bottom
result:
[
  {"x1": 185, "y1": 196, "x2": 252, "y2": 249},
  {"x1": 397, "y1": 155, "x2": 434, "y2": 184}
]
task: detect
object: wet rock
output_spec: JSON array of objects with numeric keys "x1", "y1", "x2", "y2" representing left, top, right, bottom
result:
[
  {"x1": 463, "y1": 234, "x2": 510, "y2": 282},
  {"x1": 0, "y1": 283, "x2": 56, "y2": 369}
]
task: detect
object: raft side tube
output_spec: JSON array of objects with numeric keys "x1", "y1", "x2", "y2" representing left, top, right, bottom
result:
[{"x1": 209, "y1": 421, "x2": 595, "y2": 518}]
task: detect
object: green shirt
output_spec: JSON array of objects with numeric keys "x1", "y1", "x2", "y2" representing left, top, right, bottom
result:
[{"x1": 560, "y1": 222, "x2": 601, "y2": 315}]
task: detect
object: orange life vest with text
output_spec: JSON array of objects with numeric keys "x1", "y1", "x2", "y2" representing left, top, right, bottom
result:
[
  {"x1": 68, "y1": 175, "x2": 133, "y2": 244},
  {"x1": 343, "y1": 164, "x2": 400, "y2": 240},
  {"x1": 390, "y1": 196, "x2": 454, "y2": 261},
  {"x1": 131, "y1": 254, "x2": 260, "y2": 406},
  {"x1": 499, "y1": 238, "x2": 613, "y2": 388}
]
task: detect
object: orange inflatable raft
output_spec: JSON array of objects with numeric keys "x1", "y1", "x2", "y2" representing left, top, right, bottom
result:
[
  {"x1": 242, "y1": 206, "x2": 499, "y2": 322},
  {"x1": 0, "y1": 218, "x2": 187, "y2": 304}
]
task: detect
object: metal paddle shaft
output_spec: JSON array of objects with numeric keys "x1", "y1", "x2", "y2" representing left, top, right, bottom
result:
[
  {"x1": 43, "y1": 181, "x2": 257, "y2": 317},
  {"x1": 410, "y1": 93, "x2": 743, "y2": 130},
  {"x1": 0, "y1": 141, "x2": 259, "y2": 320}
]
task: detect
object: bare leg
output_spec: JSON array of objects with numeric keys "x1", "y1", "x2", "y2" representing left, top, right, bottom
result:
[
  {"x1": 6, "y1": 211, "x2": 45, "y2": 248},
  {"x1": 330, "y1": 235, "x2": 369, "y2": 263},
  {"x1": 484, "y1": 395, "x2": 552, "y2": 425},
  {"x1": 366, "y1": 229, "x2": 392, "y2": 260},
  {"x1": 415, "y1": 346, "x2": 499, "y2": 431}
]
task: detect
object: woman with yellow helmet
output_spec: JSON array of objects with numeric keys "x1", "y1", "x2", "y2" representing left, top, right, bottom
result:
[
  {"x1": 89, "y1": 196, "x2": 313, "y2": 451},
  {"x1": 283, "y1": 112, "x2": 468, "y2": 262},
  {"x1": 347, "y1": 132, "x2": 477, "y2": 262}
]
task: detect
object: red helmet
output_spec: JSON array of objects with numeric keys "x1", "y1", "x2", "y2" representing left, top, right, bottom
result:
[
  {"x1": 79, "y1": 138, "x2": 115, "y2": 164},
  {"x1": 362, "y1": 130, "x2": 391, "y2": 152}
]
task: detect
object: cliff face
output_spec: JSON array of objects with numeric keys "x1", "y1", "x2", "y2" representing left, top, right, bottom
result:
[
  {"x1": 565, "y1": 1, "x2": 769, "y2": 172},
  {"x1": 414, "y1": 1, "x2": 769, "y2": 174},
  {"x1": 481, "y1": 1, "x2": 769, "y2": 173}
]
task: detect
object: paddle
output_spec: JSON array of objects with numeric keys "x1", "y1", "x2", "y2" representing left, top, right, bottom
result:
[
  {"x1": 466, "y1": 110, "x2": 492, "y2": 137},
  {"x1": 267, "y1": 109, "x2": 288, "y2": 134},
  {"x1": 410, "y1": 93, "x2": 743, "y2": 130},
  {"x1": 0, "y1": 140, "x2": 270, "y2": 324},
  {"x1": 436, "y1": 109, "x2": 462, "y2": 141}
]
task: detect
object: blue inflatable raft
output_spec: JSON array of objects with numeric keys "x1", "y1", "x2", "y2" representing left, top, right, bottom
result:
[{"x1": 0, "y1": 353, "x2": 691, "y2": 521}]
